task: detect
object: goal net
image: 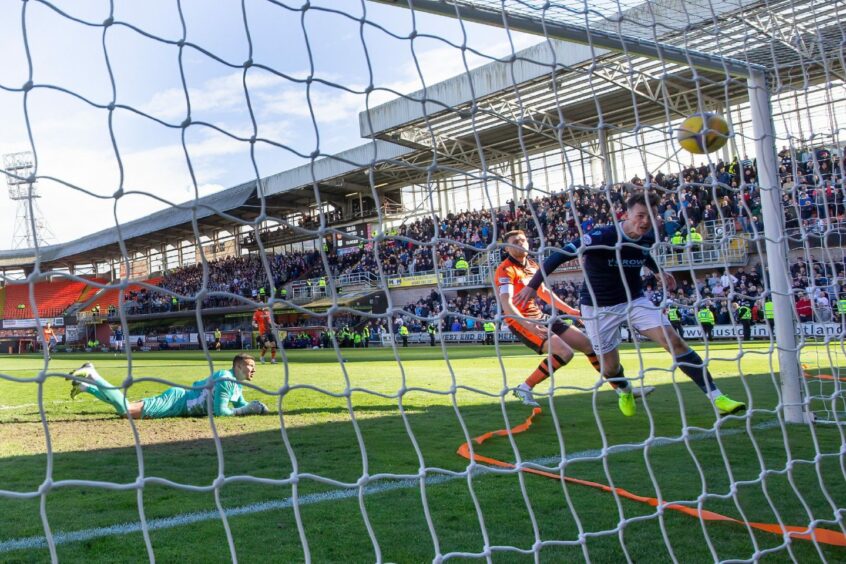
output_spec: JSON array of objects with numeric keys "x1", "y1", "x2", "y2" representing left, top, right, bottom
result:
[{"x1": 0, "y1": 0, "x2": 845, "y2": 561}]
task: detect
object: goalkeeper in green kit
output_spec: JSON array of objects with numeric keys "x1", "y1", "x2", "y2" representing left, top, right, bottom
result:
[{"x1": 67, "y1": 353, "x2": 268, "y2": 418}]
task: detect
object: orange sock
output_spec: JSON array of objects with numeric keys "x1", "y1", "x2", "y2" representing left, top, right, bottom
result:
[
  {"x1": 525, "y1": 354, "x2": 568, "y2": 388},
  {"x1": 271, "y1": 349, "x2": 277, "y2": 360},
  {"x1": 585, "y1": 352, "x2": 602, "y2": 373}
]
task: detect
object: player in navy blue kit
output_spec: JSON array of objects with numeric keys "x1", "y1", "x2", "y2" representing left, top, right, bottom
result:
[{"x1": 514, "y1": 191, "x2": 746, "y2": 417}]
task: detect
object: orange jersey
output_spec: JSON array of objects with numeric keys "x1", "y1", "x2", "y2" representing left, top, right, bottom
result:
[
  {"x1": 253, "y1": 309, "x2": 272, "y2": 333},
  {"x1": 42, "y1": 326, "x2": 55, "y2": 342},
  {"x1": 494, "y1": 255, "x2": 543, "y2": 319}
]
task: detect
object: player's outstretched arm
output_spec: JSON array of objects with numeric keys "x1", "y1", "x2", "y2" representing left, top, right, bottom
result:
[
  {"x1": 514, "y1": 245, "x2": 576, "y2": 308},
  {"x1": 499, "y1": 289, "x2": 550, "y2": 340},
  {"x1": 537, "y1": 285, "x2": 580, "y2": 317}
]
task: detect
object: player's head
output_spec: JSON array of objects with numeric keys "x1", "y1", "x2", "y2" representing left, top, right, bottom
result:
[
  {"x1": 503, "y1": 230, "x2": 529, "y2": 260},
  {"x1": 46, "y1": 322, "x2": 52, "y2": 328},
  {"x1": 232, "y1": 353, "x2": 256, "y2": 382},
  {"x1": 622, "y1": 191, "x2": 661, "y2": 238}
]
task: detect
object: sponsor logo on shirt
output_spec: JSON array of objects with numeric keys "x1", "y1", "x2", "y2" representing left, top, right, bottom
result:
[{"x1": 608, "y1": 258, "x2": 646, "y2": 267}]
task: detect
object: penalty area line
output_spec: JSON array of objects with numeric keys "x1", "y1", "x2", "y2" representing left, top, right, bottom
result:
[{"x1": 0, "y1": 419, "x2": 781, "y2": 554}]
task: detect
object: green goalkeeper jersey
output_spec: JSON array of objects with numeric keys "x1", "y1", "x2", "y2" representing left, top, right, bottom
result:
[{"x1": 142, "y1": 369, "x2": 248, "y2": 418}]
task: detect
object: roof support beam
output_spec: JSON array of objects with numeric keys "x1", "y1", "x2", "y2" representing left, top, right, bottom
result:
[{"x1": 370, "y1": 0, "x2": 763, "y2": 77}]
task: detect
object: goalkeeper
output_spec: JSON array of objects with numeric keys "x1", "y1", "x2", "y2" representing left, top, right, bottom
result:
[
  {"x1": 67, "y1": 353, "x2": 269, "y2": 418},
  {"x1": 514, "y1": 191, "x2": 746, "y2": 417}
]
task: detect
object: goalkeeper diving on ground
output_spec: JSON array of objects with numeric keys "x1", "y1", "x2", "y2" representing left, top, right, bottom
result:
[{"x1": 66, "y1": 353, "x2": 269, "y2": 418}]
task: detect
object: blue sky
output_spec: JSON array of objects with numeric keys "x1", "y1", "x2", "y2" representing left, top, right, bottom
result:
[{"x1": 0, "y1": 0, "x2": 542, "y2": 249}]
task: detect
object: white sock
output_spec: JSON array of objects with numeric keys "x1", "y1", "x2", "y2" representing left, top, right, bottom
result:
[{"x1": 707, "y1": 389, "x2": 723, "y2": 402}]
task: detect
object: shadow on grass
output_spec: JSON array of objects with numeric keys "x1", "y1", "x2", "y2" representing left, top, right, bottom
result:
[{"x1": 0, "y1": 373, "x2": 844, "y2": 562}]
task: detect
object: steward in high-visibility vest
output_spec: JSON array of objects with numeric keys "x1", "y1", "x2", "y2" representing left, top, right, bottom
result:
[
  {"x1": 698, "y1": 307, "x2": 715, "y2": 341},
  {"x1": 353, "y1": 331, "x2": 362, "y2": 348},
  {"x1": 671, "y1": 231, "x2": 684, "y2": 248},
  {"x1": 427, "y1": 323, "x2": 436, "y2": 346},
  {"x1": 763, "y1": 299, "x2": 775, "y2": 337},
  {"x1": 399, "y1": 324, "x2": 409, "y2": 347},
  {"x1": 454, "y1": 257, "x2": 469, "y2": 271},
  {"x1": 764, "y1": 300, "x2": 774, "y2": 319},
  {"x1": 837, "y1": 297, "x2": 846, "y2": 321},
  {"x1": 667, "y1": 305, "x2": 683, "y2": 334},
  {"x1": 362, "y1": 325, "x2": 370, "y2": 348},
  {"x1": 483, "y1": 321, "x2": 496, "y2": 345},
  {"x1": 686, "y1": 228, "x2": 703, "y2": 245},
  {"x1": 735, "y1": 303, "x2": 752, "y2": 341}
]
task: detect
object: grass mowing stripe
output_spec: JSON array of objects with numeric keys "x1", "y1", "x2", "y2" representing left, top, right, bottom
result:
[{"x1": 0, "y1": 419, "x2": 781, "y2": 553}]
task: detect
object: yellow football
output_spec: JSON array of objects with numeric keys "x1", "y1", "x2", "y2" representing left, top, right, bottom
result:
[{"x1": 677, "y1": 112, "x2": 730, "y2": 154}]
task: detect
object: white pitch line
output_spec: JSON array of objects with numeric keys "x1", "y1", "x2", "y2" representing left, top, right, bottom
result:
[
  {"x1": 0, "y1": 400, "x2": 75, "y2": 411},
  {"x1": 0, "y1": 419, "x2": 782, "y2": 554}
]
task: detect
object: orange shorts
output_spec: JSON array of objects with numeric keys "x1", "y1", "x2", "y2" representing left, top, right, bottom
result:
[{"x1": 506, "y1": 316, "x2": 570, "y2": 354}]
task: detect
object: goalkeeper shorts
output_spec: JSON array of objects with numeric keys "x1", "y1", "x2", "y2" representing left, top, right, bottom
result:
[{"x1": 141, "y1": 387, "x2": 188, "y2": 418}]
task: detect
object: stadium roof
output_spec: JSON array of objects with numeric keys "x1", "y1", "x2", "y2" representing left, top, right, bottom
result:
[
  {"x1": 363, "y1": 0, "x2": 843, "y2": 173},
  {"x1": 0, "y1": 140, "x2": 415, "y2": 269}
]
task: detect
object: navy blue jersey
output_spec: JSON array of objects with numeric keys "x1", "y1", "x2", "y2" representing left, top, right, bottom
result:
[{"x1": 527, "y1": 224, "x2": 659, "y2": 306}]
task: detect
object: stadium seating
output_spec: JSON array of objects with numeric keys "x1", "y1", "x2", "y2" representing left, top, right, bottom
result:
[
  {"x1": 81, "y1": 277, "x2": 163, "y2": 313},
  {"x1": 2, "y1": 278, "x2": 88, "y2": 319}
]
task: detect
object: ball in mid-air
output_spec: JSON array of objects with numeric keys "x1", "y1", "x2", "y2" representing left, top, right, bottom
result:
[{"x1": 677, "y1": 113, "x2": 730, "y2": 154}]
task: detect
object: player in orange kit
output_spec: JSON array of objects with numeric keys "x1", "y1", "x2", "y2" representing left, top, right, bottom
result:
[
  {"x1": 252, "y1": 306, "x2": 277, "y2": 364},
  {"x1": 495, "y1": 230, "x2": 653, "y2": 411}
]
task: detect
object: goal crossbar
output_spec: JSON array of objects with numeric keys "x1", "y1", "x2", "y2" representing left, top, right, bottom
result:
[{"x1": 370, "y1": 0, "x2": 764, "y2": 77}]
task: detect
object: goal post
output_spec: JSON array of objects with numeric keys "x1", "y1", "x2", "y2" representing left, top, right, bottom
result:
[{"x1": 747, "y1": 68, "x2": 806, "y2": 424}]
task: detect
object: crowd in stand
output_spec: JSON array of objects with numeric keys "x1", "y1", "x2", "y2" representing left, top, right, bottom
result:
[
  {"x1": 392, "y1": 251, "x2": 846, "y2": 334},
  {"x1": 116, "y1": 146, "x2": 844, "y2": 318}
]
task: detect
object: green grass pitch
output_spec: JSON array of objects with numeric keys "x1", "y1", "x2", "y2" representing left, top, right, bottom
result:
[{"x1": 0, "y1": 343, "x2": 844, "y2": 562}]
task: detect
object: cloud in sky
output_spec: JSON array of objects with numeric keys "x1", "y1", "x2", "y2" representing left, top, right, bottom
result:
[{"x1": 0, "y1": 1, "x2": 543, "y2": 250}]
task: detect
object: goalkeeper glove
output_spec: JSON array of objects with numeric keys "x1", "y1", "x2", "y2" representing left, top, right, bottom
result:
[{"x1": 234, "y1": 400, "x2": 268, "y2": 416}]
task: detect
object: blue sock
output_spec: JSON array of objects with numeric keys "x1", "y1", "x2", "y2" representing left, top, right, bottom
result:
[{"x1": 675, "y1": 349, "x2": 720, "y2": 397}]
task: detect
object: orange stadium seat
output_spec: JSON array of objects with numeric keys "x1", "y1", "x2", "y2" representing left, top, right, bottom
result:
[{"x1": 2, "y1": 278, "x2": 88, "y2": 319}]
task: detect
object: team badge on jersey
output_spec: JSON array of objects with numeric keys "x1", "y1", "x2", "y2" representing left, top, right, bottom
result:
[{"x1": 582, "y1": 234, "x2": 593, "y2": 245}]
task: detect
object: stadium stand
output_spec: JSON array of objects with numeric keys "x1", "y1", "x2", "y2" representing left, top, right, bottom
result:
[
  {"x1": 2, "y1": 278, "x2": 87, "y2": 319},
  {"x1": 83, "y1": 277, "x2": 164, "y2": 315}
]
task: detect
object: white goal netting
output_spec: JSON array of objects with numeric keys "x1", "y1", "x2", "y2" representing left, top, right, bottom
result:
[{"x1": 0, "y1": 0, "x2": 845, "y2": 561}]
